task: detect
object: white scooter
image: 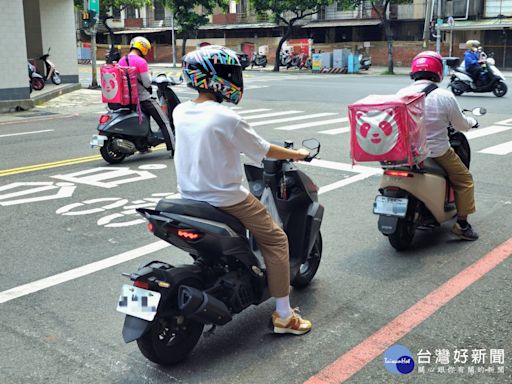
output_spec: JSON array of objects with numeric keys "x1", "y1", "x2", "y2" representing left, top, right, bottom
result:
[{"x1": 446, "y1": 56, "x2": 507, "y2": 97}]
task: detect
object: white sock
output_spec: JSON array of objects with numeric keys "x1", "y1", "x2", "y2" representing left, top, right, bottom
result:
[{"x1": 275, "y1": 296, "x2": 292, "y2": 319}]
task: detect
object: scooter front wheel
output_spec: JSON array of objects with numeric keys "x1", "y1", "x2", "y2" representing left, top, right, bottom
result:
[
  {"x1": 291, "y1": 232, "x2": 322, "y2": 289},
  {"x1": 137, "y1": 312, "x2": 204, "y2": 366},
  {"x1": 100, "y1": 138, "x2": 126, "y2": 164},
  {"x1": 51, "y1": 73, "x2": 61, "y2": 85},
  {"x1": 493, "y1": 81, "x2": 507, "y2": 97}
]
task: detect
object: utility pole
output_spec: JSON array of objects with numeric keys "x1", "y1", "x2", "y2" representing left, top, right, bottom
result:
[
  {"x1": 171, "y1": 12, "x2": 176, "y2": 68},
  {"x1": 435, "y1": 0, "x2": 442, "y2": 53},
  {"x1": 422, "y1": 0, "x2": 433, "y2": 48},
  {"x1": 91, "y1": 24, "x2": 99, "y2": 88}
]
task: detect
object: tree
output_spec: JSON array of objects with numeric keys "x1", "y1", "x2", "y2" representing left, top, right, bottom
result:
[
  {"x1": 160, "y1": 0, "x2": 228, "y2": 58},
  {"x1": 250, "y1": 0, "x2": 334, "y2": 72},
  {"x1": 340, "y1": 0, "x2": 411, "y2": 74}
]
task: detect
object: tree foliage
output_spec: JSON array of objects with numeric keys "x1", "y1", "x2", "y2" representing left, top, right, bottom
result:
[{"x1": 250, "y1": 0, "x2": 334, "y2": 71}]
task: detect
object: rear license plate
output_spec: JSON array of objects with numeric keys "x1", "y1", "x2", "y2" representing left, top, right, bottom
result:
[
  {"x1": 373, "y1": 196, "x2": 408, "y2": 218},
  {"x1": 90, "y1": 134, "x2": 107, "y2": 148},
  {"x1": 116, "y1": 284, "x2": 161, "y2": 321}
]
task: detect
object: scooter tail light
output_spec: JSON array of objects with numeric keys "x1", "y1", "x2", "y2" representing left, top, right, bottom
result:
[
  {"x1": 99, "y1": 115, "x2": 111, "y2": 124},
  {"x1": 134, "y1": 280, "x2": 149, "y2": 289},
  {"x1": 148, "y1": 223, "x2": 154, "y2": 233},
  {"x1": 384, "y1": 170, "x2": 414, "y2": 178},
  {"x1": 177, "y1": 229, "x2": 203, "y2": 240}
]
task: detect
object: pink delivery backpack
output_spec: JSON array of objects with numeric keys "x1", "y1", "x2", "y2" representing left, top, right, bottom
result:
[
  {"x1": 348, "y1": 92, "x2": 428, "y2": 166},
  {"x1": 100, "y1": 56, "x2": 139, "y2": 107}
]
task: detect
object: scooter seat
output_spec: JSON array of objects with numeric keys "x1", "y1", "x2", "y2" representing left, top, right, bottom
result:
[
  {"x1": 156, "y1": 198, "x2": 247, "y2": 237},
  {"x1": 421, "y1": 158, "x2": 448, "y2": 177}
]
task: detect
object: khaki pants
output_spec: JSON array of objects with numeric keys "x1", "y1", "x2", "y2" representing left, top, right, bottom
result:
[
  {"x1": 433, "y1": 147, "x2": 476, "y2": 216},
  {"x1": 219, "y1": 193, "x2": 290, "y2": 298}
]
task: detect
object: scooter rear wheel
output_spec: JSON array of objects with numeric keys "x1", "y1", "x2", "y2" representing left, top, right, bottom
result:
[
  {"x1": 100, "y1": 138, "x2": 126, "y2": 164},
  {"x1": 137, "y1": 311, "x2": 204, "y2": 366},
  {"x1": 31, "y1": 78, "x2": 45, "y2": 91},
  {"x1": 450, "y1": 81, "x2": 465, "y2": 96},
  {"x1": 388, "y1": 218, "x2": 416, "y2": 251},
  {"x1": 291, "y1": 232, "x2": 322, "y2": 289}
]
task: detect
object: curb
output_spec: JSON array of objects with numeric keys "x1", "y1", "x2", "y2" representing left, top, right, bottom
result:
[{"x1": 32, "y1": 83, "x2": 82, "y2": 106}]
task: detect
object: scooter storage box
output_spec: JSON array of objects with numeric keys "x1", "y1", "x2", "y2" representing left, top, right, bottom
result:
[
  {"x1": 348, "y1": 93, "x2": 427, "y2": 165},
  {"x1": 100, "y1": 64, "x2": 139, "y2": 106},
  {"x1": 444, "y1": 57, "x2": 461, "y2": 68}
]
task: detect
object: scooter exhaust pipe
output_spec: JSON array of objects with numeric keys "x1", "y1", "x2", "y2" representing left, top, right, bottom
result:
[
  {"x1": 178, "y1": 285, "x2": 232, "y2": 325},
  {"x1": 112, "y1": 138, "x2": 137, "y2": 154}
]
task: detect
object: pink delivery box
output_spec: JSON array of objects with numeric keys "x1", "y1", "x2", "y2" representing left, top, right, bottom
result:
[
  {"x1": 348, "y1": 93, "x2": 428, "y2": 165},
  {"x1": 100, "y1": 64, "x2": 139, "y2": 106}
]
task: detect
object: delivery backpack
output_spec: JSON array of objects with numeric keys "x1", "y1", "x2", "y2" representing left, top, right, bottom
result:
[{"x1": 100, "y1": 55, "x2": 139, "y2": 108}]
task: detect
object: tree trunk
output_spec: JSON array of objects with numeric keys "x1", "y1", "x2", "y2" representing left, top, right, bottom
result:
[
  {"x1": 181, "y1": 36, "x2": 188, "y2": 59},
  {"x1": 273, "y1": 24, "x2": 293, "y2": 72}
]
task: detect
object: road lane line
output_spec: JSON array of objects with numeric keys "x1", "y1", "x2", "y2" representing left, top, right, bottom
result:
[
  {"x1": 0, "y1": 241, "x2": 170, "y2": 304},
  {"x1": 479, "y1": 140, "x2": 512, "y2": 155},
  {"x1": 276, "y1": 118, "x2": 349, "y2": 131},
  {"x1": 237, "y1": 109, "x2": 272, "y2": 114},
  {"x1": 305, "y1": 237, "x2": 512, "y2": 384},
  {"x1": 243, "y1": 111, "x2": 301, "y2": 120},
  {"x1": 0, "y1": 114, "x2": 76, "y2": 126},
  {"x1": 319, "y1": 127, "x2": 350, "y2": 135},
  {"x1": 251, "y1": 113, "x2": 339, "y2": 127},
  {"x1": 0, "y1": 129, "x2": 54, "y2": 138}
]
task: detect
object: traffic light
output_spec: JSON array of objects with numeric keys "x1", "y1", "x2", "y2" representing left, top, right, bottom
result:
[{"x1": 82, "y1": 9, "x2": 97, "y2": 29}]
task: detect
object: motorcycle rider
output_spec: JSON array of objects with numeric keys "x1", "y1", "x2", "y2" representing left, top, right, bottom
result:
[
  {"x1": 173, "y1": 45, "x2": 313, "y2": 335},
  {"x1": 118, "y1": 36, "x2": 175, "y2": 155},
  {"x1": 464, "y1": 40, "x2": 487, "y2": 86},
  {"x1": 397, "y1": 51, "x2": 479, "y2": 240}
]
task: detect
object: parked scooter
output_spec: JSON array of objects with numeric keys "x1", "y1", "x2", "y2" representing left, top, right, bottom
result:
[
  {"x1": 116, "y1": 139, "x2": 324, "y2": 365},
  {"x1": 447, "y1": 55, "x2": 507, "y2": 97},
  {"x1": 373, "y1": 108, "x2": 485, "y2": 251},
  {"x1": 359, "y1": 53, "x2": 372, "y2": 70},
  {"x1": 90, "y1": 74, "x2": 181, "y2": 164},
  {"x1": 250, "y1": 51, "x2": 267, "y2": 68},
  {"x1": 37, "y1": 48, "x2": 61, "y2": 85},
  {"x1": 28, "y1": 62, "x2": 45, "y2": 92}
]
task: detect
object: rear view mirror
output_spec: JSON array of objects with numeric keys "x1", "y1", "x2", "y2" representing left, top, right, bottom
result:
[
  {"x1": 472, "y1": 107, "x2": 487, "y2": 116},
  {"x1": 302, "y1": 138, "x2": 320, "y2": 150}
]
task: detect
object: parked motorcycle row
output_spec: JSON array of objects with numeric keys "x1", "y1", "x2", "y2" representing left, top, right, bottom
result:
[{"x1": 28, "y1": 47, "x2": 61, "y2": 93}]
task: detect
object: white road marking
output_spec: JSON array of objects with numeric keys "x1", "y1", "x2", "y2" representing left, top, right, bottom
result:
[
  {"x1": 251, "y1": 113, "x2": 339, "y2": 127},
  {"x1": 276, "y1": 117, "x2": 349, "y2": 131},
  {"x1": 465, "y1": 125, "x2": 512, "y2": 140},
  {"x1": 319, "y1": 127, "x2": 350, "y2": 135},
  {"x1": 0, "y1": 241, "x2": 170, "y2": 304},
  {"x1": 495, "y1": 118, "x2": 512, "y2": 126},
  {"x1": 479, "y1": 140, "x2": 512, "y2": 155},
  {"x1": 0, "y1": 129, "x2": 54, "y2": 138},
  {"x1": 243, "y1": 110, "x2": 302, "y2": 120},
  {"x1": 237, "y1": 108, "x2": 272, "y2": 115}
]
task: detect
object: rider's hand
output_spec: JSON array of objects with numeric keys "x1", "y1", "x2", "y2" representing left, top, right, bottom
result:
[{"x1": 295, "y1": 148, "x2": 310, "y2": 160}]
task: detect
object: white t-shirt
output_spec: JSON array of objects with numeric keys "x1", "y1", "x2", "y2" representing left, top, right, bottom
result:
[
  {"x1": 397, "y1": 80, "x2": 474, "y2": 158},
  {"x1": 173, "y1": 100, "x2": 271, "y2": 207}
]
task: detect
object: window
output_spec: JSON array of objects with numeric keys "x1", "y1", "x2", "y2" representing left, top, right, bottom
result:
[
  {"x1": 125, "y1": 6, "x2": 136, "y2": 19},
  {"x1": 112, "y1": 7, "x2": 121, "y2": 19},
  {"x1": 154, "y1": 1, "x2": 165, "y2": 20}
]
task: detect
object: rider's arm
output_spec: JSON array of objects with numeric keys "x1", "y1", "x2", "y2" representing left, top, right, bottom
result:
[
  {"x1": 267, "y1": 145, "x2": 309, "y2": 161},
  {"x1": 445, "y1": 93, "x2": 475, "y2": 132},
  {"x1": 139, "y1": 71, "x2": 152, "y2": 88},
  {"x1": 464, "y1": 51, "x2": 479, "y2": 67}
]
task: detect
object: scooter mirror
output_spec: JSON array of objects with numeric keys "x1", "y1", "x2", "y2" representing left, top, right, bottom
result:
[
  {"x1": 472, "y1": 107, "x2": 487, "y2": 116},
  {"x1": 302, "y1": 138, "x2": 320, "y2": 150}
]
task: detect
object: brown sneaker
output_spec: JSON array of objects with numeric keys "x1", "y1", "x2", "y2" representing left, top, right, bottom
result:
[
  {"x1": 272, "y1": 308, "x2": 312, "y2": 335},
  {"x1": 451, "y1": 222, "x2": 479, "y2": 241}
]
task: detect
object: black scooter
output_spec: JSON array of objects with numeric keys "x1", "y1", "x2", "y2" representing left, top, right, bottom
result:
[
  {"x1": 116, "y1": 139, "x2": 324, "y2": 365},
  {"x1": 250, "y1": 52, "x2": 267, "y2": 68},
  {"x1": 90, "y1": 74, "x2": 181, "y2": 163}
]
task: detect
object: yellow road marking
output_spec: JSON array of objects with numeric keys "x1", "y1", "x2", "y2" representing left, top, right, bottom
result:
[{"x1": 0, "y1": 145, "x2": 166, "y2": 177}]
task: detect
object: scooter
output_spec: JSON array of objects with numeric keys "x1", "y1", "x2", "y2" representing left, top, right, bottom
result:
[
  {"x1": 250, "y1": 52, "x2": 267, "y2": 68},
  {"x1": 359, "y1": 54, "x2": 372, "y2": 71},
  {"x1": 373, "y1": 108, "x2": 485, "y2": 251},
  {"x1": 116, "y1": 139, "x2": 324, "y2": 365},
  {"x1": 447, "y1": 56, "x2": 507, "y2": 97},
  {"x1": 28, "y1": 62, "x2": 45, "y2": 92},
  {"x1": 37, "y1": 47, "x2": 61, "y2": 85},
  {"x1": 90, "y1": 74, "x2": 181, "y2": 164}
]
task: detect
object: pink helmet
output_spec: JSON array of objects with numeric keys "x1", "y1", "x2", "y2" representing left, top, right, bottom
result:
[{"x1": 410, "y1": 51, "x2": 444, "y2": 82}]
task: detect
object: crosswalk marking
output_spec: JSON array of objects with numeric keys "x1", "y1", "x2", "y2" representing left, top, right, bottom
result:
[
  {"x1": 479, "y1": 141, "x2": 512, "y2": 155},
  {"x1": 251, "y1": 112, "x2": 338, "y2": 127},
  {"x1": 244, "y1": 111, "x2": 301, "y2": 120},
  {"x1": 465, "y1": 125, "x2": 512, "y2": 140},
  {"x1": 238, "y1": 109, "x2": 272, "y2": 115},
  {"x1": 276, "y1": 117, "x2": 349, "y2": 131},
  {"x1": 319, "y1": 127, "x2": 350, "y2": 135}
]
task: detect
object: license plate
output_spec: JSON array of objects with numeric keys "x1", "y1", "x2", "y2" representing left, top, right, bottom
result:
[
  {"x1": 373, "y1": 196, "x2": 408, "y2": 218},
  {"x1": 116, "y1": 284, "x2": 161, "y2": 321},
  {"x1": 90, "y1": 134, "x2": 107, "y2": 148}
]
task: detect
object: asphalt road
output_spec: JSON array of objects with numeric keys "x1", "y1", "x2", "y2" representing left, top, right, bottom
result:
[{"x1": 0, "y1": 70, "x2": 511, "y2": 384}]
